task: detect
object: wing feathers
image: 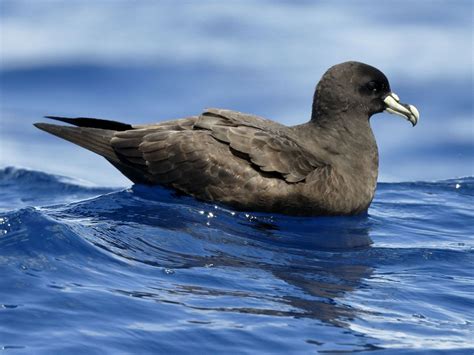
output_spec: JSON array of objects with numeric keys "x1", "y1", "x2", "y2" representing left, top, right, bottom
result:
[
  {"x1": 38, "y1": 109, "x2": 325, "y2": 188},
  {"x1": 196, "y1": 111, "x2": 324, "y2": 183}
]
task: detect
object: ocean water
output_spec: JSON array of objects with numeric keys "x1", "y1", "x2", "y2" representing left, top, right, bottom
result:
[
  {"x1": 0, "y1": 166, "x2": 473, "y2": 353},
  {"x1": 1, "y1": 1, "x2": 473, "y2": 353}
]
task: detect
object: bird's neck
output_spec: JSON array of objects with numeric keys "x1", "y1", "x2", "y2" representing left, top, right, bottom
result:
[
  {"x1": 297, "y1": 110, "x2": 379, "y2": 185},
  {"x1": 309, "y1": 110, "x2": 376, "y2": 147}
]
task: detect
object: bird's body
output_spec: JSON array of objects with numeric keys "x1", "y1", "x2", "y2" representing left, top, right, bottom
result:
[{"x1": 35, "y1": 62, "x2": 419, "y2": 216}]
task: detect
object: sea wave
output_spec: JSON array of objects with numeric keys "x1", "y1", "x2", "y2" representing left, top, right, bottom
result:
[{"x1": 0, "y1": 167, "x2": 473, "y2": 352}]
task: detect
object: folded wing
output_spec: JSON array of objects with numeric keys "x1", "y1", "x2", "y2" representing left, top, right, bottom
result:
[
  {"x1": 194, "y1": 109, "x2": 325, "y2": 183},
  {"x1": 39, "y1": 109, "x2": 326, "y2": 189}
]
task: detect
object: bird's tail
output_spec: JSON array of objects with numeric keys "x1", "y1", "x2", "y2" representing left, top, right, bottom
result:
[
  {"x1": 34, "y1": 116, "x2": 132, "y2": 163},
  {"x1": 34, "y1": 116, "x2": 154, "y2": 184}
]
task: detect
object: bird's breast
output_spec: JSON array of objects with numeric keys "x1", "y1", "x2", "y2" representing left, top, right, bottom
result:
[{"x1": 302, "y1": 152, "x2": 378, "y2": 215}]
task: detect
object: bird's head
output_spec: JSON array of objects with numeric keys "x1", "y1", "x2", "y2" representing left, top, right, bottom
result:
[{"x1": 312, "y1": 61, "x2": 419, "y2": 127}]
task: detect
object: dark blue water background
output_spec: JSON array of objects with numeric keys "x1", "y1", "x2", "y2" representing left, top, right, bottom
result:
[
  {"x1": 1, "y1": 1, "x2": 473, "y2": 185},
  {"x1": 1, "y1": 1, "x2": 473, "y2": 353},
  {"x1": 1, "y1": 168, "x2": 473, "y2": 353}
]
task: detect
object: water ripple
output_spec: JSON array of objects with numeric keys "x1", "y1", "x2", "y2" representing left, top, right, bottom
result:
[{"x1": 0, "y1": 167, "x2": 473, "y2": 353}]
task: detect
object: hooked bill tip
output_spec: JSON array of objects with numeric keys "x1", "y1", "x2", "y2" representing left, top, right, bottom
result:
[{"x1": 408, "y1": 104, "x2": 420, "y2": 121}]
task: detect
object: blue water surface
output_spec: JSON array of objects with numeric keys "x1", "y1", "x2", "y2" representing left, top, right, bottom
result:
[
  {"x1": 0, "y1": 167, "x2": 473, "y2": 353},
  {"x1": 1, "y1": 1, "x2": 473, "y2": 353}
]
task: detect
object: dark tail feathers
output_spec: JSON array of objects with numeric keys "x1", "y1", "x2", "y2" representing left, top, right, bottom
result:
[
  {"x1": 44, "y1": 116, "x2": 133, "y2": 131},
  {"x1": 34, "y1": 118, "x2": 152, "y2": 184}
]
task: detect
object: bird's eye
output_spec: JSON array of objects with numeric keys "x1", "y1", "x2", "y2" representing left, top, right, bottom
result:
[{"x1": 366, "y1": 81, "x2": 383, "y2": 93}]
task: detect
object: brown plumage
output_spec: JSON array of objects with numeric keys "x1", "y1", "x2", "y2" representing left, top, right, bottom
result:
[{"x1": 34, "y1": 61, "x2": 419, "y2": 216}]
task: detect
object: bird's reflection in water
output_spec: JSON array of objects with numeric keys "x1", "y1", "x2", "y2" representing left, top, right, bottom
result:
[{"x1": 56, "y1": 185, "x2": 374, "y2": 328}]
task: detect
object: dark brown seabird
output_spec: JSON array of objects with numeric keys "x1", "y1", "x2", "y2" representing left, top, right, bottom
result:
[{"x1": 34, "y1": 61, "x2": 419, "y2": 216}]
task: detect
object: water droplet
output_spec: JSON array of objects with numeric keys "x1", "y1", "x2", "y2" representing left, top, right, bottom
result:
[
  {"x1": 455, "y1": 183, "x2": 461, "y2": 189},
  {"x1": 163, "y1": 268, "x2": 175, "y2": 275}
]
